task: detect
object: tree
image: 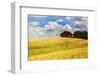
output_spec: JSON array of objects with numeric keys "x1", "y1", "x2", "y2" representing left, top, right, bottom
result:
[
  {"x1": 82, "y1": 31, "x2": 88, "y2": 39},
  {"x1": 73, "y1": 31, "x2": 88, "y2": 39}
]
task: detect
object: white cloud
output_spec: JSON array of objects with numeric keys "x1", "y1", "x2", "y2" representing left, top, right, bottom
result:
[
  {"x1": 81, "y1": 17, "x2": 88, "y2": 28},
  {"x1": 29, "y1": 26, "x2": 48, "y2": 39},
  {"x1": 44, "y1": 21, "x2": 64, "y2": 37},
  {"x1": 72, "y1": 28, "x2": 81, "y2": 32},
  {"x1": 65, "y1": 17, "x2": 88, "y2": 32},
  {"x1": 46, "y1": 21, "x2": 62, "y2": 29},
  {"x1": 56, "y1": 19, "x2": 64, "y2": 22},
  {"x1": 48, "y1": 21, "x2": 58, "y2": 26},
  {"x1": 28, "y1": 21, "x2": 64, "y2": 39},
  {"x1": 74, "y1": 21, "x2": 82, "y2": 25},
  {"x1": 63, "y1": 24, "x2": 72, "y2": 31},
  {"x1": 66, "y1": 17, "x2": 72, "y2": 20},
  {"x1": 29, "y1": 21, "x2": 39, "y2": 27},
  {"x1": 72, "y1": 17, "x2": 88, "y2": 31},
  {"x1": 29, "y1": 26, "x2": 41, "y2": 39}
]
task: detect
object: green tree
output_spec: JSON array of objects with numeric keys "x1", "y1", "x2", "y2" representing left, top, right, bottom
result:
[{"x1": 73, "y1": 31, "x2": 88, "y2": 39}]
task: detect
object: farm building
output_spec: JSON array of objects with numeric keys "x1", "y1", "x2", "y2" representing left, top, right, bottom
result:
[{"x1": 60, "y1": 31, "x2": 72, "y2": 37}]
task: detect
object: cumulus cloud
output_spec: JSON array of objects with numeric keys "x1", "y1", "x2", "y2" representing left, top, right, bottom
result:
[
  {"x1": 44, "y1": 21, "x2": 64, "y2": 37},
  {"x1": 29, "y1": 21, "x2": 39, "y2": 27},
  {"x1": 29, "y1": 25, "x2": 48, "y2": 39},
  {"x1": 63, "y1": 24, "x2": 72, "y2": 31},
  {"x1": 56, "y1": 19, "x2": 64, "y2": 22},
  {"x1": 66, "y1": 17, "x2": 72, "y2": 20},
  {"x1": 45, "y1": 21, "x2": 62, "y2": 29},
  {"x1": 71, "y1": 17, "x2": 88, "y2": 32},
  {"x1": 74, "y1": 21, "x2": 82, "y2": 25},
  {"x1": 72, "y1": 28, "x2": 81, "y2": 32},
  {"x1": 48, "y1": 21, "x2": 59, "y2": 25},
  {"x1": 29, "y1": 21, "x2": 67, "y2": 38},
  {"x1": 29, "y1": 26, "x2": 41, "y2": 39}
]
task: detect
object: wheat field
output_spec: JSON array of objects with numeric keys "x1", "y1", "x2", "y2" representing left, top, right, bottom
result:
[{"x1": 28, "y1": 38, "x2": 88, "y2": 61}]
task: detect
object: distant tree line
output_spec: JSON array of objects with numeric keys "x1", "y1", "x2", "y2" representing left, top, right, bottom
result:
[{"x1": 60, "y1": 31, "x2": 88, "y2": 39}]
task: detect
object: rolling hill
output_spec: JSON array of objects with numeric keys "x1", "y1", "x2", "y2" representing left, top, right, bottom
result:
[{"x1": 28, "y1": 37, "x2": 88, "y2": 61}]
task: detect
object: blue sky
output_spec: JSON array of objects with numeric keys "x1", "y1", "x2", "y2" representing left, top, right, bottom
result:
[{"x1": 28, "y1": 15, "x2": 73, "y2": 27}]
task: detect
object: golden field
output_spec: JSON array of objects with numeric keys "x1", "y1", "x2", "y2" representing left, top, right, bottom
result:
[{"x1": 28, "y1": 38, "x2": 88, "y2": 61}]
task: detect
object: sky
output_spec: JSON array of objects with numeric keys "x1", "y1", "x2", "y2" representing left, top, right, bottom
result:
[
  {"x1": 28, "y1": 15, "x2": 88, "y2": 39},
  {"x1": 28, "y1": 15, "x2": 73, "y2": 27}
]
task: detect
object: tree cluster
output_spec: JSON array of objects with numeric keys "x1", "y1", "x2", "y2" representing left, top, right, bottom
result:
[{"x1": 60, "y1": 31, "x2": 88, "y2": 39}]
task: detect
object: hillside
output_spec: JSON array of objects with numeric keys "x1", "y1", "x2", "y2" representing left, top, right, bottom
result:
[{"x1": 28, "y1": 38, "x2": 88, "y2": 61}]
